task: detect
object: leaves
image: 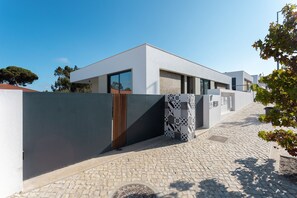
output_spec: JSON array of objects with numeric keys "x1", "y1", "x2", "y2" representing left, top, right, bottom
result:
[
  {"x1": 0, "y1": 66, "x2": 38, "y2": 86},
  {"x1": 51, "y1": 66, "x2": 91, "y2": 93},
  {"x1": 252, "y1": 69, "x2": 297, "y2": 128},
  {"x1": 252, "y1": 4, "x2": 297, "y2": 156},
  {"x1": 258, "y1": 129, "x2": 297, "y2": 156},
  {"x1": 252, "y1": 4, "x2": 297, "y2": 72}
]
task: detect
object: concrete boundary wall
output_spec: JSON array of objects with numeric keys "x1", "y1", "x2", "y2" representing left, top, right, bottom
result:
[
  {"x1": 23, "y1": 93, "x2": 113, "y2": 180},
  {"x1": 234, "y1": 91, "x2": 255, "y2": 111},
  {"x1": 203, "y1": 95, "x2": 221, "y2": 128},
  {"x1": 126, "y1": 94, "x2": 165, "y2": 145},
  {"x1": 203, "y1": 89, "x2": 254, "y2": 128},
  {"x1": 208, "y1": 89, "x2": 254, "y2": 111},
  {"x1": 0, "y1": 90, "x2": 23, "y2": 197}
]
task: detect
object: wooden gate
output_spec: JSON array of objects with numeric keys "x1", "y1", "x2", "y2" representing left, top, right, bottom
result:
[{"x1": 112, "y1": 94, "x2": 127, "y2": 149}]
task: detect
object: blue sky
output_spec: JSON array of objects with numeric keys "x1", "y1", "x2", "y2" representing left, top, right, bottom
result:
[{"x1": 0, "y1": 0, "x2": 295, "y2": 91}]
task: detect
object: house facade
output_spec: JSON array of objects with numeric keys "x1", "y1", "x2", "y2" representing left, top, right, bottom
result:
[
  {"x1": 225, "y1": 71, "x2": 254, "y2": 92},
  {"x1": 71, "y1": 44, "x2": 232, "y2": 95}
]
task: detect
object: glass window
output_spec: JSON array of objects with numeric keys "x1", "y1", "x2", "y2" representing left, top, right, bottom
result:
[
  {"x1": 120, "y1": 72, "x2": 132, "y2": 94},
  {"x1": 232, "y1": 78, "x2": 236, "y2": 90},
  {"x1": 203, "y1": 80, "x2": 210, "y2": 94},
  {"x1": 109, "y1": 74, "x2": 120, "y2": 94},
  {"x1": 200, "y1": 79, "x2": 204, "y2": 95},
  {"x1": 200, "y1": 79, "x2": 210, "y2": 95},
  {"x1": 108, "y1": 70, "x2": 132, "y2": 94}
]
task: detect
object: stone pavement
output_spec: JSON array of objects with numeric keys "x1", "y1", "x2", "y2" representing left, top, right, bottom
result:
[{"x1": 12, "y1": 103, "x2": 297, "y2": 197}]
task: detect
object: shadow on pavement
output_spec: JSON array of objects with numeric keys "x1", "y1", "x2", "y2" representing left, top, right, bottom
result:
[
  {"x1": 218, "y1": 114, "x2": 262, "y2": 128},
  {"x1": 161, "y1": 180, "x2": 195, "y2": 198},
  {"x1": 231, "y1": 157, "x2": 297, "y2": 197},
  {"x1": 196, "y1": 179, "x2": 242, "y2": 198},
  {"x1": 164, "y1": 157, "x2": 297, "y2": 197}
]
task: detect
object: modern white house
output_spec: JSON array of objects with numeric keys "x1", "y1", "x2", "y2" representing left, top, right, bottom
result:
[
  {"x1": 225, "y1": 71, "x2": 254, "y2": 92},
  {"x1": 70, "y1": 44, "x2": 232, "y2": 95},
  {"x1": 252, "y1": 74, "x2": 259, "y2": 84}
]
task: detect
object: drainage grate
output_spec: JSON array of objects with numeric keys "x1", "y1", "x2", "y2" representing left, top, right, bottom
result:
[
  {"x1": 112, "y1": 183, "x2": 157, "y2": 198},
  {"x1": 208, "y1": 135, "x2": 228, "y2": 143}
]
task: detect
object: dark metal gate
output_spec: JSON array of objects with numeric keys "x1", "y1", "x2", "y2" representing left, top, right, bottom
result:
[
  {"x1": 23, "y1": 93, "x2": 113, "y2": 180},
  {"x1": 112, "y1": 94, "x2": 165, "y2": 148},
  {"x1": 23, "y1": 93, "x2": 166, "y2": 180},
  {"x1": 195, "y1": 95, "x2": 204, "y2": 128}
]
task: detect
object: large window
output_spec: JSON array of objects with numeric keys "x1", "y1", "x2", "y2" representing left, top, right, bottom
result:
[
  {"x1": 232, "y1": 78, "x2": 236, "y2": 90},
  {"x1": 200, "y1": 79, "x2": 210, "y2": 95},
  {"x1": 108, "y1": 70, "x2": 132, "y2": 94}
]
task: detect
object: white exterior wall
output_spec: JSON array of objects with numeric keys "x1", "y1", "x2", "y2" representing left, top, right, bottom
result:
[
  {"x1": 208, "y1": 89, "x2": 254, "y2": 111},
  {"x1": 0, "y1": 90, "x2": 23, "y2": 197},
  {"x1": 252, "y1": 75, "x2": 259, "y2": 84},
  {"x1": 234, "y1": 91, "x2": 255, "y2": 111},
  {"x1": 90, "y1": 77, "x2": 99, "y2": 93},
  {"x1": 71, "y1": 45, "x2": 147, "y2": 94},
  {"x1": 225, "y1": 71, "x2": 243, "y2": 91},
  {"x1": 194, "y1": 77, "x2": 200, "y2": 95},
  {"x1": 203, "y1": 95, "x2": 221, "y2": 128},
  {"x1": 225, "y1": 71, "x2": 253, "y2": 92},
  {"x1": 98, "y1": 75, "x2": 107, "y2": 93},
  {"x1": 71, "y1": 44, "x2": 232, "y2": 94},
  {"x1": 146, "y1": 45, "x2": 231, "y2": 94},
  {"x1": 210, "y1": 81, "x2": 215, "y2": 89}
]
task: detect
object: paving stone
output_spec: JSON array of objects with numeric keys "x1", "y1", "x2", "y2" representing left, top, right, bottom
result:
[{"x1": 10, "y1": 103, "x2": 297, "y2": 197}]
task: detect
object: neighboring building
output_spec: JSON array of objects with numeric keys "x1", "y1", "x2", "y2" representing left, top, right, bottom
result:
[
  {"x1": 252, "y1": 74, "x2": 259, "y2": 84},
  {"x1": 252, "y1": 74, "x2": 267, "y2": 89},
  {"x1": 225, "y1": 71, "x2": 253, "y2": 92},
  {"x1": 0, "y1": 84, "x2": 37, "y2": 92},
  {"x1": 71, "y1": 44, "x2": 231, "y2": 95}
]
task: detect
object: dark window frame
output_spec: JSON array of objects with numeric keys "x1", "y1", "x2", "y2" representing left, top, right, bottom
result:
[
  {"x1": 200, "y1": 78, "x2": 210, "y2": 95},
  {"x1": 107, "y1": 69, "x2": 132, "y2": 94},
  {"x1": 232, "y1": 78, "x2": 236, "y2": 90},
  {"x1": 181, "y1": 75, "x2": 185, "y2": 93}
]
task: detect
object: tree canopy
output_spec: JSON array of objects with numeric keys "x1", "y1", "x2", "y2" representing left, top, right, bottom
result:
[
  {"x1": 51, "y1": 65, "x2": 91, "y2": 93},
  {"x1": 252, "y1": 4, "x2": 297, "y2": 156},
  {"x1": 0, "y1": 66, "x2": 38, "y2": 86}
]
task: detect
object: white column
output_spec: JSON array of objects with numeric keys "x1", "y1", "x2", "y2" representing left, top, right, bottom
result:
[
  {"x1": 210, "y1": 81, "x2": 215, "y2": 89},
  {"x1": 203, "y1": 94, "x2": 221, "y2": 128},
  {"x1": 195, "y1": 77, "x2": 201, "y2": 95},
  {"x1": 98, "y1": 75, "x2": 107, "y2": 93},
  {"x1": 90, "y1": 77, "x2": 99, "y2": 93},
  {"x1": 184, "y1": 75, "x2": 187, "y2": 94},
  {"x1": 0, "y1": 90, "x2": 23, "y2": 197}
]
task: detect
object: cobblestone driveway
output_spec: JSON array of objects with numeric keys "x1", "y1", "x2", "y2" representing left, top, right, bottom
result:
[{"x1": 13, "y1": 103, "x2": 297, "y2": 197}]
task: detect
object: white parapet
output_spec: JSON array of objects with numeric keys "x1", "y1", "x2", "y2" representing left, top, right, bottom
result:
[{"x1": 0, "y1": 90, "x2": 23, "y2": 197}]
